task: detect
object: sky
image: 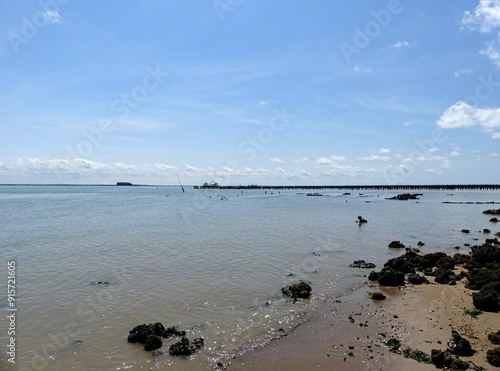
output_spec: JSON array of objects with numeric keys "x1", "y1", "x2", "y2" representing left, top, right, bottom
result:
[{"x1": 0, "y1": 0, "x2": 499, "y2": 185}]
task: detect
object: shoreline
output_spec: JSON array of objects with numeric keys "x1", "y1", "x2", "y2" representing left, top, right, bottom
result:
[{"x1": 227, "y1": 238, "x2": 500, "y2": 370}]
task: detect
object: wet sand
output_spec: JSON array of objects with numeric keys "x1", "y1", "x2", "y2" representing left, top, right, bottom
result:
[{"x1": 229, "y1": 276, "x2": 499, "y2": 370}]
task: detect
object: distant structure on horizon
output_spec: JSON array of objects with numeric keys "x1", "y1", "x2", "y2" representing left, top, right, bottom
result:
[
  {"x1": 116, "y1": 182, "x2": 133, "y2": 186},
  {"x1": 194, "y1": 181, "x2": 219, "y2": 189}
]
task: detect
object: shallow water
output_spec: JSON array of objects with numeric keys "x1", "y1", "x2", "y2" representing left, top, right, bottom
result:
[{"x1": 1, "y1": 185, "x2": 499, "y2": 370}]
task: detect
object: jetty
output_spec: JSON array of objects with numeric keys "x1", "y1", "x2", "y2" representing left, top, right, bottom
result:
[{"x1": 193, "y1": 184, "x2": 500, "y2": 191}]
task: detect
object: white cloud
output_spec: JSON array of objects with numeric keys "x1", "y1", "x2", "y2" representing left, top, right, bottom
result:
[
  {"x1": 462, "y1": 0, "x2": 500, "y2": 32},
  {"x1": 450, "y1": 150, "x2": 460, "y2": 157},
  {"x1": 0, "y1": 158, "x2": 178, "y2": 178},
  {"x1": 481, "y1": 39, "x2": 500, "y2": 66},
  {"x1": 353, "y1": 66, "x2": 372, "y2": 73},
  {"x1": 462, "y1": 1, "x2": 500, "y2": 66},
  {"x1": 437, "y1": 101, "x2": 500, "y2": 138},
  {"x1": 44, "y1": 11, "x2": 62, "y2": 23},
  {"x1": 379, "y1": 148, "x2": 391, "y2": 154},
  {"x1": 454, "y1": 68, "x2": 474, "y2": 77},
  {"x1": 270, "y1": 157, "x2": 285, "y2": 163},
  {"x1": 403, "y1": 121, "x2": 414, "y2": 126},
  {"x1": 390, "y1": 41, "x2": 410, "y2": 48},
  {"x1": 358, "y1": 154, "x2": 390, "y2": 161},
  {"x1": 315, "y1": 156, "x2": 346, "y2": 165},
  {"x1": 490, "y1": 152, "x2": 499, "y2": 156}
]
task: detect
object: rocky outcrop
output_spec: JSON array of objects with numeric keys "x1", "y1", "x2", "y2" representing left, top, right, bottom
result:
[
  {"x1": 169, "y1": 336, "x2": 204, "y2": 356},
  {"x1": 487, "y1": 348, "x2": 500, "y2": 366},
  {"x1": 488, "y1": 330, "x2": 500, "y2": 345},
  {"x1": 350, "y1": 260, "x2": 376, "y2": 269},
  {"x1": 388, "y1": 240, "x2": 405, "y2": 249},
  {"x1": 483, "y1": 209, "x2": 500, "y2": 215},
  {"x1": 386, "y1": 193, "x2": 422, "y2": 200},
  {"x1": 128, "y1": 322, "x2": 166, "y2": 351},
  {"x1": 282, "y1": 281, "x2": 312, "y2": 299},
  {"x1": 447, "y1": 330, "x2": 474, "y2": 357}
]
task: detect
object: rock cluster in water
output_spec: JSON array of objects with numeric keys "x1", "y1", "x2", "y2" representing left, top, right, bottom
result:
[
  {"x1": 349, "y1": 260, "x2": 376, "y2": 269},
  {"x1": 282, "y1": 281, "x2": 312, "y2": 299},
  {"x1": 386, "y1": 193, "x2": 422, "y2": 200},
  {"x1": 127, "y1": 322, "x2": 203, "y2": 356}
]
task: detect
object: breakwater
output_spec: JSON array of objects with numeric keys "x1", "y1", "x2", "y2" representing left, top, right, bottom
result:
[{"x1": 193, "y1": 184, "x2": 500, "y2": 191}]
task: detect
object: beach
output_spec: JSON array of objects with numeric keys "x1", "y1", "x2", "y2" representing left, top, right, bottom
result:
[{"x1": 229, "y1": 243, "x2": 500, "y2": 370}]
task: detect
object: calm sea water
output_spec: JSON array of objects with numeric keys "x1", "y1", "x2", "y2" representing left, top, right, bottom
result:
[{"x1": 1, "y1": 185, "x2": 499, "y2": 370}]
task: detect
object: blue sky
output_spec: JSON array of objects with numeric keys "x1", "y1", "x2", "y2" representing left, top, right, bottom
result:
[{"x1": 0, "y1": 0, "x2": 499, "y2": 185}]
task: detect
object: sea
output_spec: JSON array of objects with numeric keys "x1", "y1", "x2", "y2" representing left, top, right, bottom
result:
[{"x1": 1, "y1": 185, "x2": 499, "y2": 370}]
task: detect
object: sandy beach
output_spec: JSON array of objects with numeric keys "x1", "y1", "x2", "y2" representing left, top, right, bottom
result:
[{"x1": 229, "y1": 244, "x2": 500, "y2": 370}]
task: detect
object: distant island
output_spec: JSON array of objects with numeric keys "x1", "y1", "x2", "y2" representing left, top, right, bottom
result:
[{"x1": 116, "y1": 182, "x2": 133, "y2": 186}]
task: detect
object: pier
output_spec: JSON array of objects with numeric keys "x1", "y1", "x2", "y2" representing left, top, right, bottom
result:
[{"x1": 193, "y1": 184, "x2": 500, "y2": 191}]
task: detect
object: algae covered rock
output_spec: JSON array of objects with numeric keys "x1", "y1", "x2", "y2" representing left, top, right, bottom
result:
[{"x1": 282, "y1": 281, "x2": 312, "y2": 299}]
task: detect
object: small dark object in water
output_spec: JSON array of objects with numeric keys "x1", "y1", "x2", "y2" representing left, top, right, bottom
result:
[
  {"x1": 350, "y1": 260, "x2": 376, "y2": 269},
  {"x1": 388, "y1": 241, "x2": 405, "y2": 249},
  {"x1": 483, "y1": 228, "x2": 491, "y2": 234},
  {"x1": 169, "y1": 336, "x2": 204, "y2": 356},
  {"x1": 386, "y1": 193, "x2": 422, "y2": 201},
  {"x1": 282, "y1": 281, "x2": 312, "y2": 299},
  {"x1": 356, "y1": 215, "x2": 367, "y2": 224},
  {"x1": 461, "y1": 229, "x2": 470, "y2": 234}
]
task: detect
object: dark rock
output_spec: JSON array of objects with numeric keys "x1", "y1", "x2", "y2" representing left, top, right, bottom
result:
[
  {"x1": 447, "y1": 330, "x2": 474, "y2": 356},
  {"x1": 386, "y1": 193, "x2": 422, "y2": 201},
  {"x1": 435, "y1": 256, "x2": 455, "y2": 270},
  {"x1": 486, "y1": 238, "x2": 500, "y2": 245},
  {"x1": 370, "y1": 292, "x2": 387, "y2": 300},
  {"x1": 461, "y1": 229, "x2": 470, "y2": 234},
  {"x1": 388, "y1": 240, "x2": 405, "y2": 249},
  {"x1": 483, "y1": 209, "x2": 500, "y2": 215},
  {"x1": 473, "y1": 282, "x2": 500, "y2": 312},
  {"x1": 488, "y1": 330, "x2": 500, "y2": 345},
  {"x1": 385, "y1": 338, "x2": 402, "y2": 353},
  {"x1": 430, "y1": 349, "x2": 470, "y2": 369},
  {"x1": 169, "y1": 336, "x2": 204, "y2": 356},
  {"x1": 378, "y1": 267, "x2": 405, "y2": 286},
  {"x1": 350, "y1": 260, "x2": 376, "y2": 269},
  {"x1": 484, "y1": 228, "x2": 491, "y2": 234},
  {"x1": 162, "y1": 326, "x2": 186, "y2": 339},
  {"x1": 402, "y1": 348, "x2": 431, "y2": 364},
  {"x1": 433, "y1": 268, "x2": 457, "y2": 285},
  {"x1": 417, "y1": 241, "x2": 425, "y2": 247},
  {"x1": 144, "y1": 335, "x2": 162, "y2": 351},
  {"x1": 466, "y1": 268, "x2": 500, "y2": 290},
  {"x1": 128, "y1": 322, "x2": 166, "y2": 344},
  {"x1": 282, "y1": 281, "x2": 312, "y2": 299},
  {"x1": 368, "y1": 271, "x2": 379, "y2": 281},
  {"x1": 487, "y1": 347, "x2": 500, "y2": 367},
  {"x1": 490, "y1": 217, "x2": 499, "y2": 222},
  {"x1": 408, "y1": 274, "x2": 429, "y2": 285},
  {"x1": 467, "y1": 243, "x2": 500, "y2": 270}
]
